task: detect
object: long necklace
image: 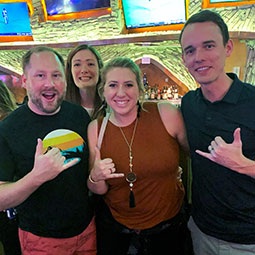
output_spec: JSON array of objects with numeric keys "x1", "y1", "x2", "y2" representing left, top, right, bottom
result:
[{"x1": 119, "y1": 118, "x2": 138, "y2": 208}]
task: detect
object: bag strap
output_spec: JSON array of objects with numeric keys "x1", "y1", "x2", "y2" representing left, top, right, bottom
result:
[{"x1": 97, "y1": 112, "x2": 110, "y2": 150}]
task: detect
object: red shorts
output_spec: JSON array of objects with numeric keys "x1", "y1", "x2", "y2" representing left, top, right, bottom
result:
[{"x1": 19, "y1": 217, "x2": 96, "y2": 255}]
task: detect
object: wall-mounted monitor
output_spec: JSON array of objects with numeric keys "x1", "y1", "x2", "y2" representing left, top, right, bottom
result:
[
  {"x1": 41, "y1": 0, "x2": 111, "y2": 21},
  {"x1": 120, "y1": 0, "x2": 189, "y2": 33},
  {"x1": 202, "y1": 0, "x2": 255, "y2": 8},
  {"x1": 0, "y1": 1, "x2": 33, "y2": 42}
]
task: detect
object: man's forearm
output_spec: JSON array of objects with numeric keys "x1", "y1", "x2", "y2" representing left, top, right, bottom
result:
[
  {"x1": 0, "y1": 171, "x2": 41, "y2": 211},
  {"x1": 232, "y1": 156, "x2": 255, "y2": 178}
]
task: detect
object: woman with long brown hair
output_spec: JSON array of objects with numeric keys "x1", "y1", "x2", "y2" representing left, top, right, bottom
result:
[
  {"x1": 65, "y1": 44, "x2": 104, "y2": 119},
  {"x1": 0, "y1": 80, "x2": 16, "y2": 120}
]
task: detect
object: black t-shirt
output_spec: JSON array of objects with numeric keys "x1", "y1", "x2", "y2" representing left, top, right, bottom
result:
[
  {"x1": 0, "y1": 101, "x2": 94, "y2": 238},
  {"x1": 181, "y1": 73, "x2": 255, "y2": 244}
]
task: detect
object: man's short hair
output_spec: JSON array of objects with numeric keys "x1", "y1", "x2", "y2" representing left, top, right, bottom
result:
[
  {"x1": 179, "y1": 10, "x2": 229, "y2": 46},
  {"x1": 22, "y1": 46, "x2": 65, "y2": 73}
]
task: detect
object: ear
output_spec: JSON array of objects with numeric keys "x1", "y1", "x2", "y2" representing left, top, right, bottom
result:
[
  {"x1": 21, "y1": 74, "x2": 27, "y2": 89},
  {"x1": 225, "y1": 39, "x2": 234, "y2": 57}
]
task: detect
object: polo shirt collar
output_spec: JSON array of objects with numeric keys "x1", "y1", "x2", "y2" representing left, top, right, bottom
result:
[{"x1": 198, "y1": 73, "x2": 242, "y2": 105}]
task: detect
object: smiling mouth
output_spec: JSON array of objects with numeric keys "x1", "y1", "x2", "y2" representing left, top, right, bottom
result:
[
  {"x1": 79, "y1": 76, "x2": 91, "y2": 81},
  {"x1": 196, "y1": 66, "x2": 210, "y2": 72},
  {"x1": 42, "y1": 92, "x2": 56, "y2": 100},
  {"x1": 115, "y1": 100, "x2": 128, "y2": 106}
]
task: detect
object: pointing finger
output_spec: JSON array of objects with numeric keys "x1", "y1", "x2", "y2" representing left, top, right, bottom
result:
[
  {"x1": 107, "y1": 173, "x2": 125, "y2": 179},
  {"x1": 62, "y1": 158, "x2": 79, "y2": 170},
  {"x1": 196, "y1": 149, "x2": 213, "y2": 161}
]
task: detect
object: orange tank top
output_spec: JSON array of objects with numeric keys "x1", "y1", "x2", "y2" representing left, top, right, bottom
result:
[{"x1": 98, "y1": 102, "x2": 184, "y2": 229}]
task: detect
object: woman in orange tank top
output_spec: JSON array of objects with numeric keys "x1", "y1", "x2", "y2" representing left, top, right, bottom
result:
[{"x1": 87, "y1": 57, "x2": 190, "y2": 255}]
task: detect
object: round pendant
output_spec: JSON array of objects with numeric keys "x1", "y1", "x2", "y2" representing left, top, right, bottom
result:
[{"x1": 126, "y1": 172, "x2": 137, "y2": 183}]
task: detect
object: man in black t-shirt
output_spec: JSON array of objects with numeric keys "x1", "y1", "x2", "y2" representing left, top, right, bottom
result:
[{"x1": 0, "y1": 47, "x2": 96, "y2": 255}]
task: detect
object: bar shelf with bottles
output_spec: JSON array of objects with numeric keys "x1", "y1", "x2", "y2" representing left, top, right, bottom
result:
[{"x1": 143, "y1": 73, "x2": 181, "y2": 105}]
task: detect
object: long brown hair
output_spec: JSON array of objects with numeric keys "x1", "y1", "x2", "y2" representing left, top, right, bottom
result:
[
  {"x1": 0, "y1": 81, "x2": 17, "y2": 120},
  {"x1": 65, "y1": 44, "x2": 103, "y2": 119}
]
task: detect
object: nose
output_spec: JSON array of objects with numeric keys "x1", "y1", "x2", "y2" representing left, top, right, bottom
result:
[
  {"x1": 194, "y1": 48, "x2": 204, "y2": 62},
  {"x1": 116, "y1": 85, "x2": 125, "y2": 96},
  {"x1": 81, "y1": 64, "x2": 88, "y2": 74},
  {"x1": 45, "y1": 76, "x2": 55, "y2": 87}
]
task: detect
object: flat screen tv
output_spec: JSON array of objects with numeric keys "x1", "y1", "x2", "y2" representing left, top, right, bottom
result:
[
  {"x1": 0, "y1": 1, "x2": 33, "y2": 42},
  {"x1": 202, "y1": 0, "x2": 255, "y2": 8},
  {"x1": 41, "y1": 0, "x2": 111, "y2": 21},
  {"x1": 120, "y1": 0, "x2": 189, "y2": 33}
]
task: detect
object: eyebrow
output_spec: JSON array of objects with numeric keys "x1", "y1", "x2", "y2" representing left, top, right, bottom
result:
[
  {"x1": 183, "y1": 40, "x2": 216, "y2": 52},
  {"x1": 107, "y1": 80, "x2": 134, "y2": 83},
  {"x1": 72, "y1": 58, "x2": 95, "y2": 62},
  {"x1": 39, "y1": 69, "x2": 63, "y2": 72},
  {"x1": 183, "y1": 45, "x2": 194, "y2": 52},
  {"x1": 203, "y1": 40, "x2": 216, "y2": 45}
]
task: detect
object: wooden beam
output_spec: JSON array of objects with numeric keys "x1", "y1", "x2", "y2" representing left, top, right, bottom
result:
[
  {"x1": 0, "y1": 31, "x2": 254, "y2": 50},
  {"x1": 0, "y1": 33, "x2": 180, "y2": 50},
  {"x1": 230, "y1": 31, "x2": 255, "y2": 40},
  {"x1": 0, "y1": 66, "x2": 21, "y2": 78}
]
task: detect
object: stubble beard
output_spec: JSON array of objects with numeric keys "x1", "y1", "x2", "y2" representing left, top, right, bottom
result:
[{"x1": 30, "y1": 92, "x2": 65, "y2": 114}]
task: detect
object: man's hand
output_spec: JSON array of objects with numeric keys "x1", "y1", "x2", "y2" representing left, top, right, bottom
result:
[
  {"x1": 32, "y1": 139, "x2": 78, "y2": 185},
  {"x1": 0, "y1": 139, "x2": 79, "y2": 211},
  {"x1": 196, "y1": 128, "x2": 255, "y2": 176}
]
